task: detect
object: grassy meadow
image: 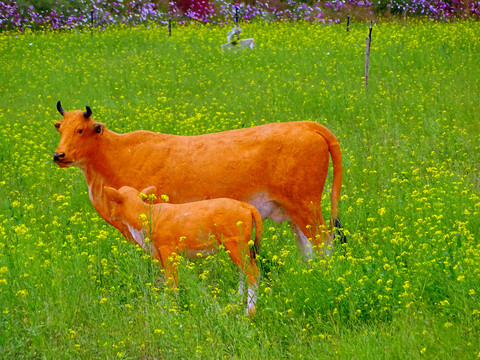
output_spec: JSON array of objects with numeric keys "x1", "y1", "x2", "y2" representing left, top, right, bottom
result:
[{"x1": 1, "y1": 20, "x2": 479, "y2": 358}]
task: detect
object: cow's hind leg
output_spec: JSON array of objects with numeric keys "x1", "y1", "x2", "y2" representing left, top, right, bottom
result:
[
  {"x1": 286, "y1": 202, "x2": 332, "y2": 256},
  {"x1": 289, "y1": 221, "x2": 313, "y2": 259}
]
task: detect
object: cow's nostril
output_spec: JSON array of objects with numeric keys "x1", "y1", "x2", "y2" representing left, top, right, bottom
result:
[{"x1": 53, "y1": 153, "x2": 65, "y2": 162}]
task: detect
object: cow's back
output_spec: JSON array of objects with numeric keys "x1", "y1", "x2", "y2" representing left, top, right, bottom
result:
[{"x1": 129, "y1": 121, "x2": 332, "y2": 206}]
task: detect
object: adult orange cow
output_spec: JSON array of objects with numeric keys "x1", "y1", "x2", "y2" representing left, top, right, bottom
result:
[{"x1": 53, "y1": 101, "x2": 344, "y2": 257}]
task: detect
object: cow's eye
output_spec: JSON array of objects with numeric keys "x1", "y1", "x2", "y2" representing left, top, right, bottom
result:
[
  {"x1": 78, "y1": 129, "x2": 83, "y2": 134},
  {"x1": 54, "y1": 122, "x2": 61, "y2": 131}
]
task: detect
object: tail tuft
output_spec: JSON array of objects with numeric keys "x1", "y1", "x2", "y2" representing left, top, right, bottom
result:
[
  {"x1": 333, "y1": 218, "x2": 347, "y2": 245},
  {"x1": 251, "y1": 242, "x2": 260, "y2": 259}
]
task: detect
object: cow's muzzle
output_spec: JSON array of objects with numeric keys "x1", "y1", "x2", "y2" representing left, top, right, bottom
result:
[{"x1": 53, "y1": 152, "x2": 65, "y2": 162}]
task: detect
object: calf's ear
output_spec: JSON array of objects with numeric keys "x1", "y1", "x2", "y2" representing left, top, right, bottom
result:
[
  {"x1": 93, "y1": 122, "x2": 105, "y2": 135},
  {"x1": 140, "y1": 186, "x2": 157, "y2": 197},
  {"x1": 104, "y1": 186, "x2": 123, "y2": 204}
]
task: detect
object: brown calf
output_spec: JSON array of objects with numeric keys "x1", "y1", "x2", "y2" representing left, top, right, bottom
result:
[{"x1": 104, "y1": 185, "x2": 263, "y2": 315}]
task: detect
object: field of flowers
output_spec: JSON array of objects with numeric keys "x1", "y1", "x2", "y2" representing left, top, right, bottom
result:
[{"x1": 1, "y1": 20, "x2": 479, "y2": 358}]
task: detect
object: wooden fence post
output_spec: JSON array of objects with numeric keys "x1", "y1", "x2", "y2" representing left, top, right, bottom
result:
[
  {"x1": 364, "y1": 26, "x2": 372, "y2": 88},
  {"x1": 347, "y1": 15, "x2": 350, "y2": 33},
  {"x1": 235, "y1": 7, "x2": 240, "y2": 42},
  {"x1": 168, "y1": 18, "x2": 172, "y2": 37}
]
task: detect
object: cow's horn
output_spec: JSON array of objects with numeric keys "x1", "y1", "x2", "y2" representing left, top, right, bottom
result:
[
  {"x1": 84, "y1": 106, "x2": 92, "y2": 118},
  {"x1": 57, "y1": 101, "x2": 65, "y2": 116}
]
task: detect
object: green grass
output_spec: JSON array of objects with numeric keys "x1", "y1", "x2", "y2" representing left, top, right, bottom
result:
[{"x1": 1, "y1": 20, "x2": 479, "y2": 358}]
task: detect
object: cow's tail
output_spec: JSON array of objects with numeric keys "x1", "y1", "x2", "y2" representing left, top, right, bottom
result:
[{"x1": 317, "y1": 125, "x2": 346, "y2": 244}]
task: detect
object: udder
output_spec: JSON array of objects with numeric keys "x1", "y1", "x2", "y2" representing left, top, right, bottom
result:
[{"x1": 247, "y1": 192, "x2": 291, "y2": 224}]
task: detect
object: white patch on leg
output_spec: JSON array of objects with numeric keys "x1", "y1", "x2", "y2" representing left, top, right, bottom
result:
[
  {"x1": 290, "y1": 222, "x2": 313, "y2": 260},
  {"x1": 246, "y1": 286, "x2": 257, "y2": 315},
  {"x1": 247, "y1": 287, "x2": 257, "y2": 307},
  {"x1": 239, "y1": 271, "x2": 257, "y2": 315},
  {"x1": 238, "y1": 271, "x2": 245, "y2": 296}
]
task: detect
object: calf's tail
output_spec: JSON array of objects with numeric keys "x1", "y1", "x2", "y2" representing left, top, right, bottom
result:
[{"x1": 250, "y1": 208, "x2": 263, "y2": 259}]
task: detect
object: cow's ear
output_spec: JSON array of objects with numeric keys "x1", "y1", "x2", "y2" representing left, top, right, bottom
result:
[
  {"x1": 141, "y1": 186, "x2": 157, "y2": 197},
  {"x1": 104, "y1": 186, "x2": 123, "y2": 204},
  {"x1": 93, "y1": 122, "x2": 105, "y2": 135}
]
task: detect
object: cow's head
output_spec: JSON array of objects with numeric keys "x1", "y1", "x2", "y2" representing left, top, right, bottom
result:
[
  {"x1": 104, "y1": 186, "x2": 157, "y2": 222},
  {"x1": 53, "y1": 101, "x2": 105, "y2": 168}
]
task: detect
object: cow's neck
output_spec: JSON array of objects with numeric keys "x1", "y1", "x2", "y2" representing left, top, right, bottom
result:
[
  {"x1": 82, "y1": 166, "x2": 107, "y2": 209},
  {"x1": 79, "y1": 130, "x2": 131, "y2": 216}
]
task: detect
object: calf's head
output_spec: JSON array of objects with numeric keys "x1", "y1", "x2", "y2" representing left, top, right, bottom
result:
[{"x1": 53, "y1": 101, "x2": 105, "y2": 168}]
